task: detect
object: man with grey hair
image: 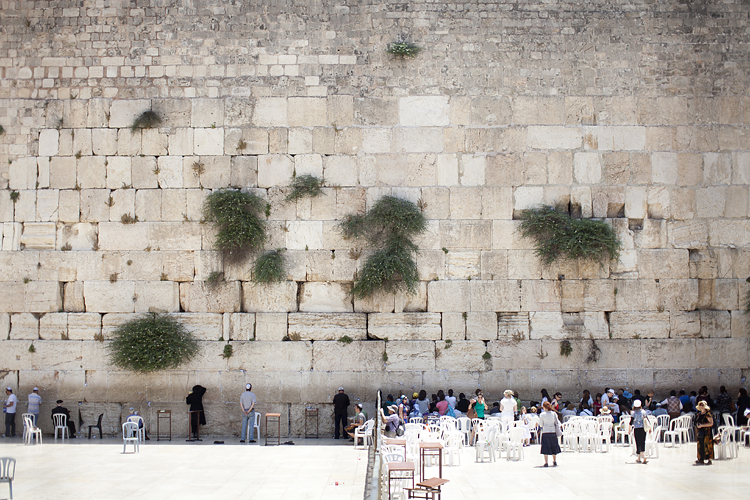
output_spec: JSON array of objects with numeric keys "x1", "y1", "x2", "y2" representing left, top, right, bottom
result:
[{"x1": 240, "y1": 383, "x2": 256, "y2": 443}]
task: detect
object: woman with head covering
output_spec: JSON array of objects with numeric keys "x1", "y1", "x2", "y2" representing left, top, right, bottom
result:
[
  {"x1": 695, "y1": 400, "x2": 714, "y2": 465},
  {"x1": 186, "y1": 385, "x2": 206, "y2": 441},
  {"x1": 631, "y1": 399, "x2": 649, "y2": 464},
  {"x1": 500, "y1": 389, "x2": 516, "y2": 426}
]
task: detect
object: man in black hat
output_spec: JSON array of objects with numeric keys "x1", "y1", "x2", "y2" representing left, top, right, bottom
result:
[
  {"x1": 51, "y1": 400, "x2": 76, "y2": 437},
  {"x1": 332, "y1": 387, "x2": 350, "y2": 439}
]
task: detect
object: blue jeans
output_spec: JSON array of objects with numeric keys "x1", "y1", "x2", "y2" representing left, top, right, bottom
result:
[
  {"x1": 30, "y1": 413, "x2": 38, "y2": 426},
  {"x1": 241, "y1": 411, "x2": 255, "y2": 440}
]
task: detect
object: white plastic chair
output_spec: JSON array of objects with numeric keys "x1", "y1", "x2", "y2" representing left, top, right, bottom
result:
[
  {"x1": 645, "y1": 425, "x2": 660, "y2": 459},
  {"x1": 354, "y1": 419, "x2": 374, "y2": 449},
  {"x1": 596, "y1": 421, "x2": 613, "y2": 453},
  {"x1": 561, "y1": 421, "x2": 578, "y2": 452},
  {"x1": 53, "y1": 413, "x2": 69, "y2": 442},
  {"x1": 122, "y1": 422, "x2": 139, "y2": 453},
  {"x1": 615, "y1": 415, "x2": 631, "y2": 446},
  {"x1": 507, "y1": 427, "x2": 525, "y2": 461},
  {"x1": 409, "y1": 416, "x2": 423, "y2": 425},
  {"x1": 663, "y1": 418, "x2": 682, "y2": 447},
  {"x1": 253, "y1": 412, "x2": 261, "y2": 441},
  {"x1": 656, "y1": 414, "x2": 670, "y2": 441},
  {"x1": 0, "y1": 457, "x2": 15, "y2": 500},
  {"x1": 716, "y1": 426, "x2": 738, "y2": 460},
  {"x1": 444, "y1": 430, "x2": 462, "y2": 466},
  {"x1": 126, "y1": 415, "x2": 145, "y2": 443},
  {"x1": 457, "y1": 417, "x2": 472, "y2": 445},
  {"x1": 474, "y1": 425, "x2": 497, "y2": 463},
  {"x1": 22, "y1": 414, "x2": 42, "y2": 446}
]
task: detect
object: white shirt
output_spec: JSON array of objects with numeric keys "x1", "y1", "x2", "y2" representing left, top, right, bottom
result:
[
  {"x1": 445, "y1": 396, "x2": 457, "y2": 409},
  {"x1": 5, "y1": 394, "x2": 17, "y2": 413},
  {"x1": 500, "y1": 397, "x2": 516, "y2": 419}
]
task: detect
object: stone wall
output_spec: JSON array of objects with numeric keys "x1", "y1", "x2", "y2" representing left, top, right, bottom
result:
[{"x1": 0, "y1": 0, "x2": 749, "y2": 437}]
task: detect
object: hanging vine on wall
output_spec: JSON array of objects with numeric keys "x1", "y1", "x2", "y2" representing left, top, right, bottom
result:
[
  {"x1": 203, "y1": 189, "x2": 268, "y2": 263},
  {"x1": 340, "y1": 195, "x2": 426, "y2": 298},
  {"x1": 108, "y1": 314, "x2": 199, "y2": 372},
  {"x1": 517, "y1": 205, "x2": 621, "y2": 266}
]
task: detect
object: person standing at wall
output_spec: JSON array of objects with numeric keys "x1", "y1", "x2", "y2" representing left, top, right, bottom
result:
[
  {"x1": 27, "y1": 387, "x2": 42, "y2": 426},
  {"x1": 3, "y1": 387, "x2": 17, "y2": 438},
  {"x1": 240, "y1": 383, "x2": 256, "y2": 443},
  {"x1": 186, "y1": 385, "x2": 206, "y2": 441},
  {"x1": 333, "y1": 387, "x2": 350, "y2": 439}
]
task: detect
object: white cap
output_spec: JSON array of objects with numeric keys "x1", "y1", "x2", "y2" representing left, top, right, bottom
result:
[
  {"x1": 246, "y1": 384, "x2": 252, "y2": 390},
  {"x1": 5, "y1": 387, "x2": 11, "y2": 391},
  {"x1": 33, "y1": 387, "x2": 39, "y2": 391},
  {"x1": 633, "y1": 399, "x2": 642, "y2": 408},
  {"x1": 338, "y1": 387, "x2": 344, "y2": 391}
]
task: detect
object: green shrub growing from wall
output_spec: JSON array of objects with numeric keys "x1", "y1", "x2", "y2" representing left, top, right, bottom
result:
[
  {"x1": 340, "y1": 195, "x2": 426, "y2": 298},
  {"x1": 518, "y1": 206, "x2": 621, "y2": 266},
  {"x1": 286, "y1": 174, "x2": 323, "y2": 202},
  {"x1": 253, "y1": 249, "x2": 286, "y2": 283},
  {"x1": 203, "y1": 189, "x2": 267, "y2": 262},
  {"x1": 108, "y1": 314, "x2": 198, "y2": 372}
]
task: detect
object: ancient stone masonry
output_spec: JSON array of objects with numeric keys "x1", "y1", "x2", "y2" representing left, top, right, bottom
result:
[{"x1": 0, "y1": 0, "x2": 749, "y2": 437}]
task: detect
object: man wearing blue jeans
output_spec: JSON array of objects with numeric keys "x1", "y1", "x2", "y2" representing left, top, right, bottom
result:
[{"x1": 240, "y1": 384, "x2": 256, "y2": 443}]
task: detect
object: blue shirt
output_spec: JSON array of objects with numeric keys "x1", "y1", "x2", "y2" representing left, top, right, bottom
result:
[{"x1": 28, "y1": 393, "x2": 42, "y2": 413}]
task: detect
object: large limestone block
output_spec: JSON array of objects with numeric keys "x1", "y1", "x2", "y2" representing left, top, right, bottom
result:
[
  {"x1": 254, "y1": 312, "x2": 288, "y2": 341},
  {"x1": 427, "y1": 281, "x2": 470, "y2": 312},
  {"x1": 63, "y1": 282, "x2": 85, "y2": 312},
  {"x1": 399, "y1": 96, "x2": 449, "y2": 126},
  {"x1": 156, "y1": 156, "x2": 183, "y2": 188},
  {"x1": 24, "y1": 281, "x2": 62, "y2": 313},
  {"x1": 39, "y1": 129, "x2": 60, "y2": 156},
  {"x1": 637, "y1": 249, "x2": 689, "y2": 279},
  {"x1": 39, "y1": 313, "x2": 67, "y2": 340},
  {"x1": 253, "y1": 98, "x2": 288, "y2": 127},
  {"x1": 488, "y1": 340, "x2": 546, "y2": 370},
  {"x1": 587, "y1": 126, "x2": 647, "y2": 151},
  {"x1": 0, "y1": 313, "x2": 8, "y2": 339},
  {"x1": 641, "y1": 339, "x2": 695, "y2": 370},
  {"x1": 368, "y1": 313, "x2": 441, "y2": 341},
  {"x1": 228, "y1": 313, "x2": 255, "y2": 341},
  {"x1": 134, "y1": 281, "x2": 180, "y2": 313},
  {"x1": 498, "y1": 312, "x2": 529, "y2": 342},
  {"x1": 466, "y1": 312, "x2": 498, "y2": 340},
  {"x1": 610, "y1": 311, "x2": 669, "y2": 339},
  {"x1": 242, "y1": 282, "x2": 298, "y2": 312},
  {"x1": 288, "y1": 97, "x2": 327, "y2": 126},
  {"x1": 446, "y1": 251, "x2": 480, "y2": 279},
  {"x1": 312, "y1": 340, "x2": 384, "y2": 372},
  {"x1": 709, "y1": 220, "x2": 750, "y2": 248},
  {"x1": 527, "y1": 126, "x2": 582, "y2": 150},
  {"x1": 659, "y1": 279, "x2": 698, "y2": 312},
  {"x1": 98, "y1": 222, "x2": 149, "y2": 251},
  {"x1": 148, "y1": 222, "x2": 202, "y2": 251},
  {"x1": 177, "y1": 312, "x2": 223, "y2": 341},
  {"x1": 439, "y1": 220, "x2": 492, "y2": 250},
  {"x1": 179, "y1": 281, "x2": 240, "y2": 313},
  {"x1": 288, "y1": 313, "x2": 366, "y2": 341},
  {"x1": 670, "y1": 311, "x2": 701, "y2": 338},
  {"x1": 441, "y1": 312, "x2": 465, "y2": 340},
  {"x1": 9, "y1": 157, "x2": 37, "y2": 190},
  {"x1": 20, "y1": 222, "x2": 56, "y2": 250},
  {"x1": 56, "y1": 222, "x2": 97, "y2": 251},
  {"x1": 258, "y1": 154, "x2": 294, "y2": 188},
  {"x1": 191, "y1": 99, "x2": 224, "y2": 127},
  {"x1": 386, "y1": 341, "x2": 436, "y2": 371},
  {"x1": 83, "y1": 281, "x2": 137, "y2": 313},
  {"x1": 393, "y1": 128, "x2": 444, "y2": 154},
  {"x1": 614, "y1": 279, "x2": 659, "y2": 311},
  {"x1": 109, "y1": 100, "x2": 150, "y2": 128},
  {"x1": 469, "y1": 280, "x2": 521, "y2": 312},
  {"x1": 436, "y1": 340, "x2": 487, "y2": 372},
  {"x1": 10, "y1": 313, "x2": 39, "y2": 340},
  {"x1": 521, "y1": 280, "x2": 561, "y2": 312},
  {"x1": 67, "y1": 312, "x2": 102, "y2": 340},
  {"x1": 298, "y1": 282, "x2": 352, "y2": 312},
  {"x1": 194, "y1": 128, "x2": 224, "y2": 156},
  {"x1": 700, "y1": 310, "x2": 731, "y2": 338},
  {"x1": 529, "y1": 312, "x2": 565, "y2": 340}
]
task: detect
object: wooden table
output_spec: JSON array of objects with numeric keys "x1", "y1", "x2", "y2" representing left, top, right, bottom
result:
[
  {"x1": 384, "y1": 437, "x2": 407, "y2": 459},
  {"x1": 265, "y1": 412, "x2": 281, "y2": 446},
  {"x1": 418, "y1": 442, "x2": 443, "y2": 480},
  {"x1": 407, "y1": 477, "x2": 449, "y2": 500},
  {"x1": 386, "y1": 461, "x2": 415, "y2": 500}
]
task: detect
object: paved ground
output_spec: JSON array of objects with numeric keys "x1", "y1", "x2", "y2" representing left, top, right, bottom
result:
[{"x1": 1, "y1": 435, "x2": 749, "y2": 500}]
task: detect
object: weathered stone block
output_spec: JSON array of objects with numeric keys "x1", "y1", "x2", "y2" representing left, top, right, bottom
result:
[
  {"x1": 521, "y1": 280, "x2": 561, "y2": 312},
  {"x1": 312, "y1": 340, "x2": 384, "y2": 372},
  {"x1": 24, "y1": 281, "x2": 62, "y2": 313},
  {"x1": 400, "y1": 96, "x2": 449, "y2": 126},
  {"x1": 242, "y1": 282, "x2": 298, "y2": 312},
  {"x1": 134, "y1": 281, "x2": 180, "y2": 313},
  {"x1": 39, "y1": 312, "x2": 67, "y2": 340},
  {"x1": 700, "y1": 310, "x2": 731, "y2": 338},
  {"x1": 178, "y1": 312, "x2": 223, "y2": 341},
  {"x1": 67, "y1": 312, "x2": 102, "y2": 340},
  {"x1": 109, "y1": 100, "x2": 150, "y2": 128},
  {"x1": 20, "y1": 222, "x2": 56, "y2": 250},
  {"x1": 179, "y1": 281, "x2": 240, "y2": 313},
  {"x1": 368, "y1": 313, "x2": 441, "y2": 341},
  {"x1": 610, "y1": 312, "x2": 669, "y2": 339},
  {"x1": 465, "y1": 312, "x2": 497, "y2": 340},
  {"x1": 57, "y1": 222, "x2": 97, "y2": 251},
  {"x1": 298, "y1": 282, "x2": 352, "y2": 312},
  {"x1": 427, "y1": 280, "x2": 469, "y2": 312},
  {"x1": 669, "y1": 311, "x2": 701, "y2": 338},
  {"x1": 252, "y1": 98, "x2": 288, "y2": 127},
  {"x1": 258, "y1": 154, "x2": 294, "y2": 188},
  {"x1": 39, "y1": 129, "x2": 60, "y2": 156},
  {"x1": 441, "y1": 312, "x2": 465, "y2": 340},
  {"x1": 436, "y1": 340, "x2": 487, "y2": 372},
  {"x1": 288, "y1": 313, "x2": 366, "y2": 341},
  {"x1": 63, "y1": 282, "x2": 85, "y2": 312},
  {"x1": 84, "y1": 281, "x2": 136, "y2": 313},
  {"x1": 469, "y1": 280, "x2": 521, "y2": 312},
  {"x1": 194, "y1": 128, "x2": 224, "y2": 156},
  {"x1": 98, "y1": 222, "x2": 149, "y2": 251},
  {"x1": 253, "y1": 312, "x2": 287, "y2": 341},
  {"x1": 527, "y1": 126, "x2": 582, "y2": 150},
  {"x1": 638, "y1": 249, "x2": 689, "y2": 279},
  {"x1": 191, "y1": 99, "x2": 224, "y2": 127},
  {"x1": 386, "y1": 341, "x2": 436, "y2": 372},
  {"x1": 10, "y1": 312, "x2": 39, "y2": 340}
]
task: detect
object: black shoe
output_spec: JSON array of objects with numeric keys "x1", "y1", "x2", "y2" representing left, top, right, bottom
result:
[
  {"x1": 249, "y1": 439, "x2": 256, "y2": 443},
  {"x1": 240, "y1": 440, "x2": 245, "y2": 443}
]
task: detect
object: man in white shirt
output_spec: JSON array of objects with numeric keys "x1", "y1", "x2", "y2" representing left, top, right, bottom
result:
[
  {"x1": 28, "y1": 387, "x2": 42, "y2": 426},
  {"x1": 4, "y1": 387, "x2": 18, "y2": 438},
  {"x1": 240, "y1": 383, "x2": 257, "y2": 443}
]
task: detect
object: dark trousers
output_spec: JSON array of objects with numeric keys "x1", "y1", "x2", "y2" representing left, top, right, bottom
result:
[
  {"x1": 334, "y1": 412, "x2": 347, "y2": 438},
  {"x1": 190, "y1": 411, "x2": 202, "y2": 437},
  {"x1": 5, "y1": 412, "x2": 16, "y2": 437}
]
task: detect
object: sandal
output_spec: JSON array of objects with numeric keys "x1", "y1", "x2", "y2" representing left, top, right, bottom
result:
[
  {"x1": 642, "y1": 460, "x2": 648, "y2": 465},
  {"x1": 543, "y1": 463, "x2": 548, "y2": 467},
  {"x1": 706, "y1": 460, "x2": 712, "y2": 465}
]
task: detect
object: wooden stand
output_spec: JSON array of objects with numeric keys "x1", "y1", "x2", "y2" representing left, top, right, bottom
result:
[
  {"x1": 156, "y1": 409, "x2": 171, "y2": 441},
  {"x1": 305, "y1": 408, "x2": 319, "y2": 438},
  {"x1": 407, "y1": 478, "x2": 449, "y2": 500}
]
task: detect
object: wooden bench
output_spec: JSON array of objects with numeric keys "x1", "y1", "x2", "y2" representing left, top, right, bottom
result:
[{"x1": 406, "y1": 477, "x2": 449, "y2": 500}]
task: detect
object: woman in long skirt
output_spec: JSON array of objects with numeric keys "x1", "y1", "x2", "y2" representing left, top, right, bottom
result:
[
  {"x1": 695, "y1": 401, "x2": 714, "y2": 465},
  {"x1": 539, "y1": 401, "x2": 561, "y2": 467},
  {"x1": 631, "y1": 399, "x2": 648, "y2": 464}
]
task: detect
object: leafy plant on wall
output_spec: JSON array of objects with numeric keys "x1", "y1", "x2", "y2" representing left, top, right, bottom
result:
[
  {"x1": 203, "y1": 189, "x2": 268, "y2": 263},
  {"x1": 286, "y1": 174, "x2": 323, "y2": 202},
  {"x1": 340, "y1": 195, "x2": 427, "y2": 298},
  {"x1": 517, "y1": 206, "x2": 621, "y2": 266},
  {"x1": 108, "y1": 314, "x2": 199, "y2": 372}
]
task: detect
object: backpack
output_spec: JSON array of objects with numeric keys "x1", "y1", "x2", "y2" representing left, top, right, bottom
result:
[{"x1": 446, "y1": 406, "x2": 456, "y2": 418}]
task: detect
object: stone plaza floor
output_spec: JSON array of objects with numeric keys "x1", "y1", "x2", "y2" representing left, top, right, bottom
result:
[{"x1": 1, "y1": 434, "x2": 749, "y2": 499}]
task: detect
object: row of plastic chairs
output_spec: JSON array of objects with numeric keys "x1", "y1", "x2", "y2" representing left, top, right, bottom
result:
[{"x1": 561, "y1": 418, "x2": 613, "y2": 453}]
